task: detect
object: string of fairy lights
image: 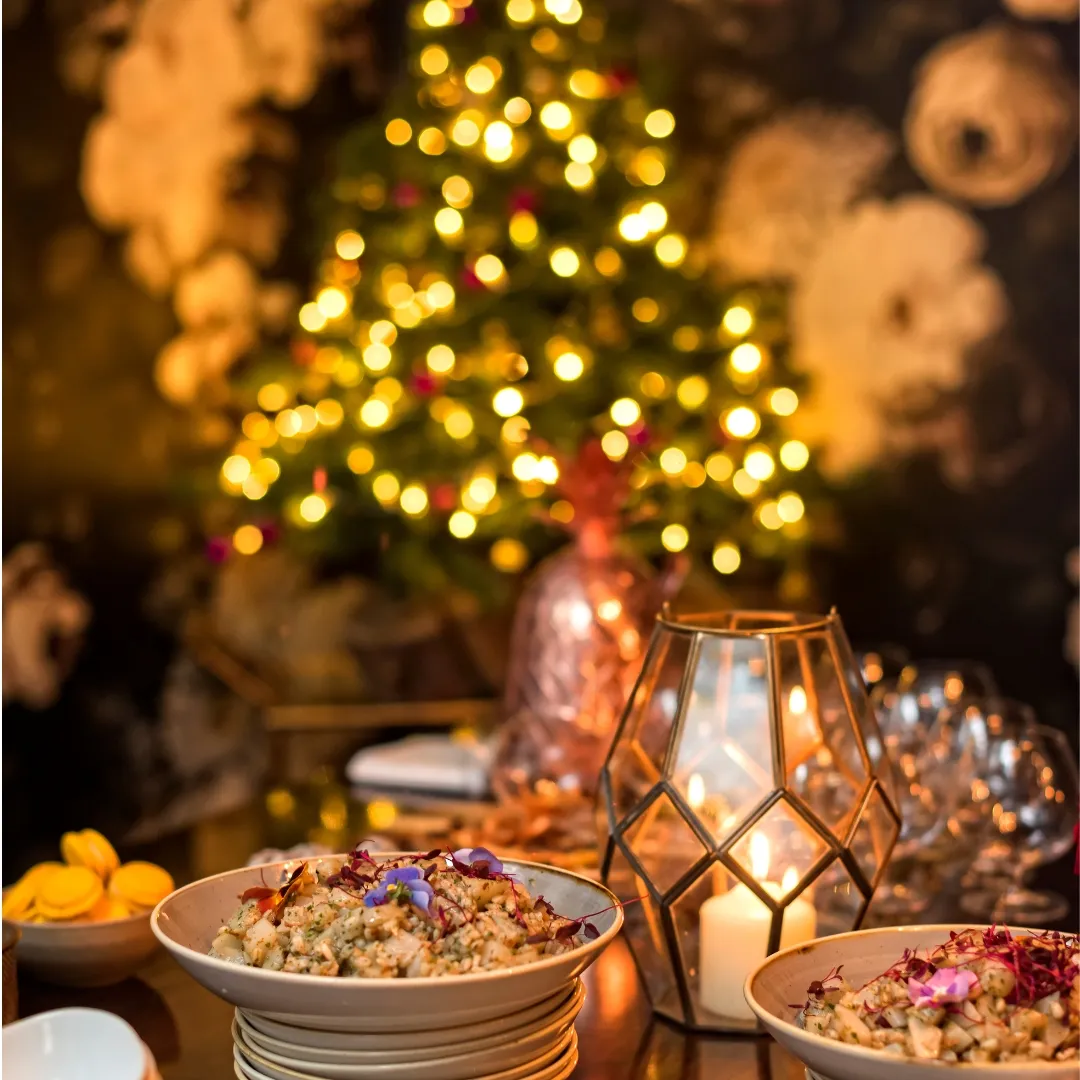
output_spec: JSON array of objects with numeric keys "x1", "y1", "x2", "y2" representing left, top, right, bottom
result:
[{"x1": 218, "y1": 0, "x2": 811, "y2": 576}]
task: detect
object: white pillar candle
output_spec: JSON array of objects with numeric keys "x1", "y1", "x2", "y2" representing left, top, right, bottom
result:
[{"x1": 698, "y1": 835, "x2": 817, "y2": 1021}]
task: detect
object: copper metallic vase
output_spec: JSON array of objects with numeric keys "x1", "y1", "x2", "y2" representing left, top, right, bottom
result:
[{"x1": 492, "y1": 538, "x2": 660, "y2": 802}]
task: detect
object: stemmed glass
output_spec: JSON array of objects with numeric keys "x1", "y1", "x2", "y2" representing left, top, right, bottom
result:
[
  {"x1": 956, "y1": 706, "x2": 1079, "y2": 923},
  {"x1": 867, "y1": 661, "x2": 998, "y2": 918}
]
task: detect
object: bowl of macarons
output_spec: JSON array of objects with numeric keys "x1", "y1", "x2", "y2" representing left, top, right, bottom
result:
[{"x1": 2, "y1": 830, "x2": 175, "y2": 987}]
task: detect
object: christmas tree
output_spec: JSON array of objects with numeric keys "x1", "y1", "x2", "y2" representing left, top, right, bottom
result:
[{"x1": 217, "y1": 0, "x2": 814, "y2": 602}]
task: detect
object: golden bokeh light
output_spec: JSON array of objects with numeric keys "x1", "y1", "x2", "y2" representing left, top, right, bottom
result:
[
  {"x1": 723, "y1": 305, "x2": 753, "y2": 335},
  {"x1": 502, "y1": 416, "x2": 530, "y2": 443},
  {"x1": 370, "y1": 319, "x2": 397, "y2": 345},
  {"x1": 347, "y1": 445, "x2": 375, "y2": 474},
  {"x1": 564, "y1": 162, "x2": 594, "y2": 189},
  {"x1": 444, "y1": 407, "x2": 474, "y2": 438},
  {"x1": 553, "y1": 351, "x2": 584, "y2": 380},
  {"x1": 275, "y1": 409, "x2": 302, "y2": 437},
  {"x1": 418, "y1": 127, "x2": 447, "y2": 155},
  {"x1": 705, "y1": 452, "x2": 734, "y2": 482},
  {"x1": 632, "y1": 297, "x2": 660, "y2": 323},
  {"x1": 539, "y1": 101, "x2": 572, "y2": 131},
  {"x1": 362, "y1": 343, "x2": 392, "y2": 372},
  {"x1": 474, "y1": 254, "x2": 506, "y2": 285},
  {"x1": 568, "y1": 69, "x2": 606, "y2": 98},
  {"x1": 509, "y1": 211, "x2": 539, "y2": 248},
  {"x1": 490, "y1": 538, "x2": 528, "y2": 572},
  {"x1": 465, "y1": 64, "x2": 496, "y2": 94},
  {"x1": 549, "y1": 246, "x2": 580, "y2": 277},
  {"x1": 449, "y1": 510, "x2": 477, "y2": 538},
  {"x1": 400, "y1": 484, "x2": 429, "y2": 516},
  {"x1": 609, "y1": 398, "x2": 642, "y2": 427},
  {"x1": 676, "y1": 375, "x2": 709, "y2": 410},
  {"x1": 299, "y1": 494, "x2": 329, "y2": 523},
  {"x1": 644, "y1": 109, "x2": 675, "y2": 138},
  {"x1": 422, "y1": 0, "x2": 453, "y2": 26},
  {"x1": 655, "y1": 234, "x2": 687, "y2": 267},
  {"x1": 385, "y1": 119, "x2": 413, "y2": 146},
  {"x1": 504, "y1": 97, "x2": 532, "y2": 123},
  {"x1": 298, "y1": 302, "x2": 327, "y2": 332},
  {"x1": 780, "y1": 440, "x2": 810, "y2": 471},
  {"x1": 442, "y1": 175, "x2": 473, "y2": 208},
  {"x1": 426, "y1": 281, "x2": 456, "y2": 310},
  {"x1": 335, "y1": 230, "x2": 365, "y2": 259},
  {"x1": 359, "y1": 398, "x2": 391, "y2": 428},
  {"x1": 372, "y1": 472, "x2": 400, "y2": 504},
  {"x1": 617, "y1": 214, "x2": 648, "y2": 242},
  {"x1": 712, "y1": 541, "x2": 741, "y2": 574},
  {"x1": 744, "y1": 447, "x2": 776, "y2": 481},
  {"x1": 505, "y1": 0, "x2": 534, "y2": 21},
  {"x1": 770, "y1": 388, "x2": 798, "y2": 415},
  {"x1": 732, "y1": 469, "x2": 760, "y2": 497},
  {"x1": 601, "y1": 430, "x2": 629, "y2": 460},
  {"x1": 661, "y1": 523, "x2": 689, "y2": 552},
  {"x1": 493, "y1": 387, "x2": 524, "y2": 416},
  {"x1": 426, "y1": 344, "x2": 455, "y2": 373},
  {"x1": 257, "y1": 383, "x2": 289, "y2": 412},
  {"x1": 451, "y1": 117, "x2": 481, "y2": 146},
  {"x1": 420, "y1": 45, "x2": 449, "y2": 75},
  {"x1": 434, "y1": 207, "x2": 465, "y2": 238},
  {"x1": 316, "y1": 287, "x2": 349, "y2": 319},
  {"x1": 568, "y1": 134, "x2": 597, "y2": 163},
  {"x1": 594, "y1": 247, "x2": 623, "y2": 276},
  {"x1": 758, "y1": 501, "x2": 784, "y2": 530},
  {"x1": 222, "y1": 455, "x2": 251, "y2": 484},
  {"x1": 722, "y1": 406, "x2": 760, "y2": 439},
  {"x1": 640, "y1": 371, "x2": 667, "y2": 398},
  {"x1": 730, "y1": 342, "x2": 762, "y2": 373},
  {"x1": 659, "y1": 447, "x2": 687, "y2": 475},
  {"x1": 777, "y1": 492, "x2": 805, "y2": 523},
  {"x1": 639, "y1": 202, "x2": 667, "y2": 233}
]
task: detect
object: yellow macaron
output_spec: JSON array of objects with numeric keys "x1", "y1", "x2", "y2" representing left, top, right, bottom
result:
[
  {"x1": 61, "y1": 829, "x2": 120, "y2": 880},
  {"x1": 36, "y1": 866, "x2": 104, "y2": 921},
  {"x1": 108, "y1": 862, "x2": 174, "y2": 911},
  {"x1": 1, "y1": 862, "x2": 65, "y2": 920},
  {"x1": 83, "y1": 894, "x2": 131, "y2": 922}
]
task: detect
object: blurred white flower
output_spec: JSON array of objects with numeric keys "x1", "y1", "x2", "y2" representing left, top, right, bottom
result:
[
  {"x1": 712, "y1": 107, "x2": 894, "y2": 281},
  {"x1": 906, "y1": 24, "x2": 1078, "y2": 207},
  {"x1": 174, "y1": 251, "x2": 259, "y2": 329},
  {"x1": 791, "y1": 195, "x2": 1008, "y2": 477},
  {"x1": 155, "y1": 324, "x2": 256, "y2": 405},
  {"x1": 77, "y1": 0, "x2": 365, "y2": 405},
  {"x1": 2, "y1": 545, "x2": 91, "y2": 710},
  {"x1": 1004, "y1": 0, "x2": 1078, "y2": 19}
]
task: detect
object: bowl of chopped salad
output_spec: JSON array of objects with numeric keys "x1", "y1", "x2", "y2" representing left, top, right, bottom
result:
[
  {"x1": 746, "y1": 924, "x2": 1078, "y2": 1080},
  {"x1": 151, "y1": 846, "x2": 623, "y2": 1032}
]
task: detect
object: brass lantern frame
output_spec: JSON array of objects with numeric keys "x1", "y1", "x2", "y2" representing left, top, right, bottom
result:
[{"x1": 599, "y1": 608, "x2": 902, "y2": 1033}]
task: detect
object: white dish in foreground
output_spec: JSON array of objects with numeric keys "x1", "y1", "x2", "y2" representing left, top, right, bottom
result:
[
  {"x1": 2, "y1": 1007, "x2": 148, "y2": 1080},
  {"x1": 233, "y1": 1029, "x2": 577, "y2": 1080},
  {"x1": 239, "y1": 980, "x2": 581, "y2": 1052},
  {"x1": 236, "y1": 980, "x2": 584, "y2": 1064},
  {"x1": 746, "y1": 923, "x2": 1075, "y2": 1080},
  {"x1": 153, "y1": 855, "x2": 621, "y2": 1032}
]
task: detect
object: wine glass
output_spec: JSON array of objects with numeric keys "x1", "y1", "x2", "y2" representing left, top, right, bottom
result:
[
  {"x1": 959, "y1": 712, "x2": 1078, "y2": 923},
  {"x1": 867, "y1": 661, "x2": 997, "y2": 918}
]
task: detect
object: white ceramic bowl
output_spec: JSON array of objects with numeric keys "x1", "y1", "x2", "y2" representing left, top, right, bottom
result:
[
  {"x1": 746, "y1": 924, "x2": 1076, "y2": 1080},
  {"x1": 236, "y1": 979, "x2": 585, "y2": 1062},
  {"x1": 2, "y1": 1006, "x2": 147, "y2": 1080},
  {"x1": 153, "y1": 855, "x2": 622, "y2": 1032},
  {"x1": 4, "y1": 909, "x2": 159, "y2": 988},
  {"x1": 239, "y1": 980, "x2": 582, "y2": 1052}
]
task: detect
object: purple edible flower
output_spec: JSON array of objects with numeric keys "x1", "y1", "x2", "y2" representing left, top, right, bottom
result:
[
  {"x1": 364, "y1": 866, "x2": 434, "y2": 914},
  {"x1": 452, "y1": 847, "x2": 505, "y2": 877},
  {"x1": 907, "y1": 968, "x2": 980, "y2": 1008}
]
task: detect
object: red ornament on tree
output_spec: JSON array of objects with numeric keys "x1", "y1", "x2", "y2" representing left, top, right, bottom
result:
[
  {"x1": 393, "y1": 182, "x2": 421, "y2": 208},
  {"x1": 507, "y1": 187, "x2": 539, "y2": 215}
]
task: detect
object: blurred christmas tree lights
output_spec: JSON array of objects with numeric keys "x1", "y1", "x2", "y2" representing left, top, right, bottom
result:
[{"x1": 217, "y1": 0, "x2": 813, "y2": 599}]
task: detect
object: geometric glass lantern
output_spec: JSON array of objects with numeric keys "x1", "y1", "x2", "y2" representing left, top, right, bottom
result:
[{"x1": 599, "y1": 608, "x2": 901, "y2": 1032}]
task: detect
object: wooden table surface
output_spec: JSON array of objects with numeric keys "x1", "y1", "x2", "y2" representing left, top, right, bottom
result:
[{"x1": 14, "y1": 799, "x2": 1076, "y2": 1080}]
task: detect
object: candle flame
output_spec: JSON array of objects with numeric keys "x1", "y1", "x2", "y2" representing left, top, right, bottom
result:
[
  {"x1": 749, "y1": 832, "x2": 770, "y2": 880},
  {"x1": 687, "y1": 773, "x2": 706, "y2": 811},
  {"x1": 788, "y1": 685, "x2": 807, "y2": 714},
  {"x1": 781, "y1": 866, "x2": 798, "y2": 893}
]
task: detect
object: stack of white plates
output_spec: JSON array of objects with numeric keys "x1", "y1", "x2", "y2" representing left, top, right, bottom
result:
[{"x1": 230, "y1": 980, "x2": 584, "y2": 1080}]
